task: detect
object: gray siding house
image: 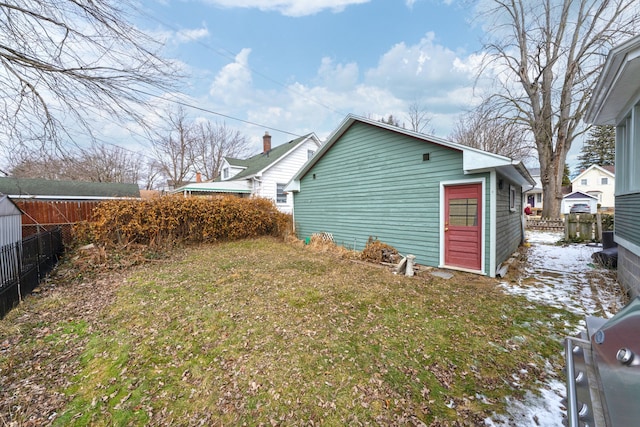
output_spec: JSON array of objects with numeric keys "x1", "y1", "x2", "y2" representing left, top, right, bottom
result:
[
  {"x1": 585, "y1": 34, "x2": 640, "y2": 296},
  {"x1": 286, "y1": 115, "x2": 535, "y2": 277}
]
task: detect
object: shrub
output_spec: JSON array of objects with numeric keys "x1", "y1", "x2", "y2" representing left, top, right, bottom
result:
[{"x1": 75, "y1": 196, "x2": 292, "y2": 249}]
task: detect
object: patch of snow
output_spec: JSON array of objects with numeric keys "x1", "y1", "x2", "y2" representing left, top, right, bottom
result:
[
  {"x1": 486, "y1": 230, "x2": 626, "y2": 426},
  {"x1": 485, "y1": 379, "x2": 566, "y2": 427}
]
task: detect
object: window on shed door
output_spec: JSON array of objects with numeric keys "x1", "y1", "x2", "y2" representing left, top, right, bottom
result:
[
  {"x1": 276, "y1": 183, "x2": 287, "y2": 203},
  {"x1": 448, "y1": 198, "x2": 478, "y2": 226}
]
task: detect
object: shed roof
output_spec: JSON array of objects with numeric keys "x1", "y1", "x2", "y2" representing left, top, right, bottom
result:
[
  {"x1": 0, "y1": 177, "x2": 140, "y2": 199},
  {"x1": 287, "y1": 115, "x2": 535, "y2": 190},
  {"x1": 0, "y1": 194, "x2": 22, "y2": 216}
]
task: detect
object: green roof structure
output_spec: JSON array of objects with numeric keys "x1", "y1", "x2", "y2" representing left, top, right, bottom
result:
[{"x1": 0, "y1": 177, "x2": 140, "y2": 199}]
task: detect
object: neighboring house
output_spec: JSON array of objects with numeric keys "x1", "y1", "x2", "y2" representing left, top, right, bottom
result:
[
  {"x1": 286, "y1": 115, "x2": 535, "y2": 278},
  {"x1": 571, "y1": 164, "x2": 615, "y2": 209},
  {"x1": 585, "y1": 34, "x2": 640, "y2": 296},
  {"x1": 524, "y1": 167, "x2": 544, "y2": 212},
  {"x1": 561, "y1": 191, "x2": 598, "y2": 214},
  {"x1": 173, "y1": 132, "x2": 321, "y2": 214}
]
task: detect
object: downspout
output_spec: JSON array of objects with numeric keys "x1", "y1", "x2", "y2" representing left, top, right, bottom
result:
[{"x1": 489, "y1": 170, "x2": 497, "y2": 278}]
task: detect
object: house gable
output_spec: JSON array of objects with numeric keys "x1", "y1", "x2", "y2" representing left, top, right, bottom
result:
[{"x1": 255, "y1": 136, "x2": 320, "y2": 214}]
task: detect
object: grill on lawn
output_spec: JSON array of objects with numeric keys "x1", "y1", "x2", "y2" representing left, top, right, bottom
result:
[{"x1": 564, "y1": 296, "x2": 640, "y2": 426}]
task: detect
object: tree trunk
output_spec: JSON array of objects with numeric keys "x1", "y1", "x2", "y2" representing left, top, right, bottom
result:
[{"x1": 541, "y1": 158, "x2": 563, "y2": 218}]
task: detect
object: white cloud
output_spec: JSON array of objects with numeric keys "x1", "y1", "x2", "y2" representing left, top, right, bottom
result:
[
  {"x1": 315, "y1": 57, "x2": 359, "y2": 91},
  {"x1": 199, "y1": 30, "x2": 489, "y2": 148},
  {"x1": 201, "y1": 0, "x2": 370, "y2": 17},
  {"x1": 176, "y1": 26, "x2": 209, "y2": 43},
  {"x1": 209, "y1": 48, "x2": 253, "y2": 104}
]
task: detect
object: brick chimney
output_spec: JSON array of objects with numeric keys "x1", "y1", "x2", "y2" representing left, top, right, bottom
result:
[
  {"x1": 263, "y1": 131, "x2": 272, "y2": 153},
  {"x1": 195, "y1": 171, "x2": 202, "y2": 183}
]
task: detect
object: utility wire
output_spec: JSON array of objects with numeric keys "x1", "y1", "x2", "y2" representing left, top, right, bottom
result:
[
  {"x1": 136, "y1": 5, "x2": 348, "y2": 117},
  {"x1": 132, "y1": 88, "x2": 302, "y2": 138}
]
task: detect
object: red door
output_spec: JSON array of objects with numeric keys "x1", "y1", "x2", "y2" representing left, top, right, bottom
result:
[{"x1": 444, "y1": 184, "x2": 482, "y2": 270}]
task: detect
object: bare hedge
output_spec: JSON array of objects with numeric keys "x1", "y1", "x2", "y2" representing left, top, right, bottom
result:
[{"x1": 76, "y1": 196, "x2": 292, "y2": 248}]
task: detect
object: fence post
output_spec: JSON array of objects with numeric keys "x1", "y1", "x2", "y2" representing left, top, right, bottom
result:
[
  {"x1": 16, "y1": 241, "x2": 22, "y2": 302},
  {"x1": 566, "y1": 214, "x2": 577, "y2": 240}
]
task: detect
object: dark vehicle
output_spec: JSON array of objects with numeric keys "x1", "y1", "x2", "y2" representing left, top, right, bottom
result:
[{"x1": 570, "y1": 203, "x2": 592, "y2": 214}]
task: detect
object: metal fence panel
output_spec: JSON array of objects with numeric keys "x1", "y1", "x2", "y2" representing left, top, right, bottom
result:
[{"x1": 0, "y1": 227, "x2": 64, "y2": 319}]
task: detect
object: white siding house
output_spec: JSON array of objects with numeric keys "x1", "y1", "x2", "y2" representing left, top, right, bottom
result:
[
  {"x1": 571, "y1": 165, "x2": 615, "y2": 209},
  {"x1": 173, "y1": 132, "x2": 321, "y2": 213}
]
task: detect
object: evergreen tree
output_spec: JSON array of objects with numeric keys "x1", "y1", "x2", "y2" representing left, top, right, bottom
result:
[
  {"x1": 562, "y1": 163, "x2": 571, "y2": 186},
  {"x1": 576, "y1": 125, "x2": 615, "y2": 172}
]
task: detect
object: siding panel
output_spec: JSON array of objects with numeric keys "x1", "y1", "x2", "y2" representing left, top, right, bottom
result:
[
  {"x1": 294, "y1": 122, "x2": 489, "y2": 269},
  {"x1": 495, "y1": 175, "x2": 524, "y2": 266},
  {"x1": 616, "y1": 193, "x2": 640, "y2": 247}
]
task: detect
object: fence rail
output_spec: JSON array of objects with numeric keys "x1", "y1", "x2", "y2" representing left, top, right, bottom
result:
[
  {"x1": 526, "y1": 217, "x2": 565, "y2": 231},
  {"x1": 0, "y1": 228, "x2": 64, "y2": 319}
]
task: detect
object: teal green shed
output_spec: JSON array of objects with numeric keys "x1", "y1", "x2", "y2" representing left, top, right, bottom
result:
[{"x1": 286, "y1": 115, "x2": 535, "y2": 277}]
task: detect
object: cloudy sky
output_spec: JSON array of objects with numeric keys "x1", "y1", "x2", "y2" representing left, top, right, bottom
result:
[{"x1": 129, "y1": 0, "x2": 491, "y2": 155}]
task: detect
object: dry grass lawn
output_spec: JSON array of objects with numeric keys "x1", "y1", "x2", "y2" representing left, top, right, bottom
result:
[{"x1": 0, "y1": 237, "x2": 578, "y2": 426}]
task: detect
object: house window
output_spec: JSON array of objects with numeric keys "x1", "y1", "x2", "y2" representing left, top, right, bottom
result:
[
  {"x1": 307, "y1": 150, "x2": 315, "y2": 160},
  {"x1": 223, "y1": 168, "x2": 229, "y2": 179},
  {"x1": 509, "y1": 185, "x2": 516, "y2": 212},
  {"x1": 580, "y1": 179, "x2": 587, "y2": 186},
  {"x1": 276, "y1": 183, "x2": 287, "y2": 204},
  {"x1": 601, "y1": 177, "x2": 608, "y2": 185},
  {"x1": 536, "y1": 193, "x2": 542, "y2": 203}
]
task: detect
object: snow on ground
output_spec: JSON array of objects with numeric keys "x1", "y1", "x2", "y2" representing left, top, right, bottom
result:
[
  {"x1": 501, "y1": 230, "x2": 624, "y2": 320},
  {"x1": 485, "y1": 230, "x2": 626, "y2": 427}
]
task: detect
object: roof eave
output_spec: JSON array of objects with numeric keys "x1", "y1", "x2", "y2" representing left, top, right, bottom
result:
[{"x1": 586, "y1": 35, "x2": 640, "y2": 125}]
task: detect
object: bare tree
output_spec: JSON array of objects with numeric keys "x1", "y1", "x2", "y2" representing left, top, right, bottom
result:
[
  {"x1": 10, "y1": 143, "x2": 143, "y2": 184},
  {"x1": 449, "y1": 101, "x2": 535, "y2": 162},
  {"x1": 74, "y1": 144, "x2": 143, "y2": 183},
  {"x1": 406, "y1": 101, "x2": 434, "y2": 134},
  {"x1": 477, "y1": 0, "x2": 638, "y2": 217},
  {"x1": 0, "y1": 1, "x2": 177, "y2": 156},
  {"x1": 140, "y1": 159, "x2": 164, "y2": 191},
  {"x1": 190, "y1": 121, "x2": 251, "y2": 181},
  {"x1": 151, "y1": 108, "x2": 195, "y2": 188}
]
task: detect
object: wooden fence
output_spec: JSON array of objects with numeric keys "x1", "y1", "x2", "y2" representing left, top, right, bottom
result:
[
  {"x1": 526, "y1": 213, "x2": 612, "y2": 242},
  {"x1": 526, "y1": 217, "x2": 564, "y2": 231},
  {"x1": 13, "y1": 199, "x2": 101, "y2": 243}
]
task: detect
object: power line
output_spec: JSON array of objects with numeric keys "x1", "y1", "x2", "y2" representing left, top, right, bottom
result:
[
  {"x1": 136, "y1": 5, "x2": 348, "y2": 117},
  {"x1": 132, "y1": 88, "x2": 302, "y2": 138}
]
